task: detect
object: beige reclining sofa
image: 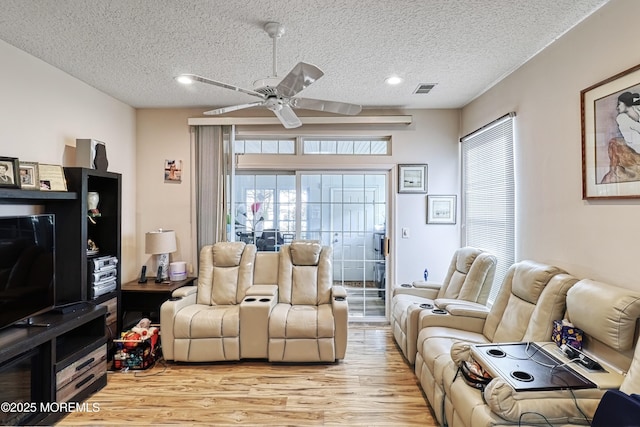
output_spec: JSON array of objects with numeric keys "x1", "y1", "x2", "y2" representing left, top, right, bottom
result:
[
  {"x1": 391, "y1": 246, "x2": 496, "y2": 364},
  {"x1": 414, "y1": 260, "x2": 578, "y2": 425},
  {"x1": 160, "y1": 240, "x2": 348, "y2": 363},
  {"x1": 444, "y1": 278, "x2": 640, "y2": 427}
]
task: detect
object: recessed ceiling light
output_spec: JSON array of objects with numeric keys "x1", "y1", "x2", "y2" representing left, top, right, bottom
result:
[
  {"x1": 385, "y1": 75, "x2": 403, "y2": 85},
  {"x1": 175, "y1": 75, "x2": 194, "y2": 85}
]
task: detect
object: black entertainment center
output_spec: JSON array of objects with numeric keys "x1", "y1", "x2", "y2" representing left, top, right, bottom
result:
[{"x1": 0, "y1": 168, "x2": 121, "y2": 425}]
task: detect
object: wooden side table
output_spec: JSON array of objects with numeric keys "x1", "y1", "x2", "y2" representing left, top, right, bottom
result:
[{"x1": 121, "y1": 276, "x2": 196, "y2": 327}]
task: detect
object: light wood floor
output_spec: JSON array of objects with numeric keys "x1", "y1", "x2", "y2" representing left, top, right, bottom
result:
[{"x1": 58, "y1": 325, "x2": 436, "y2": 426}]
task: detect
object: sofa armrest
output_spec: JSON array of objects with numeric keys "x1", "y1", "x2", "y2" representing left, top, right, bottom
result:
[
  {"x1": 483, "y1": 377, "x2": 604, "y2": 423},
  {"x1": 332, "y1": 285, "x2": 347, "y2": 299},
  {"x1": 160, "y1": 289, "x2": 198, "y2": 361},
  {"x1": 392, "y1": 282, "x2": 440, "y2": 299},
  {"x1": 172, "y1": 285, "x2": 198, "y2": 298},
  {"x1": 418, "y1": 304, "x2": 487, "y2": 333},
  {"x1": 446, "y1": 304, "x2": 489, "y2": 319},
  {"x1": 434, "y1": 299, "x2": 489, "y2": 319},
  {"x1": 246, "y1": 284, "x2": 279, "y2": 298},
  {"x1": 413, "y1": 280, "x2": 442, "y2": 290},
  {"x1": 332, "y1": 286, "x2": 348, "y2": 360}
]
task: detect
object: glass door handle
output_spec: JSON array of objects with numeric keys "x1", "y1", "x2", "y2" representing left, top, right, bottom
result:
[{"x1": 383, "y1": 237, "x2": 390, "y2": 257}]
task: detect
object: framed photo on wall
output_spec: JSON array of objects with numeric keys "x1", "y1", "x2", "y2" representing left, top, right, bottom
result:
[
  {"x1": 0, "y1": 157, "x2": 20, "y2": 189},
  {"x1": 427, "y1": 195, "x2": 456, "y2": 224},
  {"x1": 582, "y1": 63, "x2": 640, "y2": 199},
  {"x1": 164, "y1": 159, "x2": 182, "y2": 183},
  {"x1": 398, "y1": 164, "x2": 427, "y2": 193}
]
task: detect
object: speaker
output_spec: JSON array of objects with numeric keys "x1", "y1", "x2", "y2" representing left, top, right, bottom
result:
[{"x1": 76, "y1": 139, "x2": 109, "y2": 171}]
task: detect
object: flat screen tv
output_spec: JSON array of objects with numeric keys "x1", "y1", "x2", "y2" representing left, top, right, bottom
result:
[{"x1": 0, "y1": 214, "x2": 55, "y2": 330}]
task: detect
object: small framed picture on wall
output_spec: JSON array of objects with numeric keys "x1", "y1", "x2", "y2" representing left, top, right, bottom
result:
[
  {"x1": 427, "y1": 195, "x2": 457, "y2": 224},
  {"x1": 164, "y1": 159, "x2": 182, "y2": 183},
  {"x1": 398, "y1": 164, "x2": 427, "y2": 193}
]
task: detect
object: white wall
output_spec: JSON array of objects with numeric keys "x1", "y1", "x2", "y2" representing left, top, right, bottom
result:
[
  {"x1": 461, "y1": 0, "x2": 640, "y2": 290},
  {"x1": 0, "y1": 40, "x2": 137, "y2": 281},
  {"x1": 135, "y1": 108, "x2": 461, "y2": 286},
  {"x1": 135, "y1": 109, "x2": 198, "y2": 276}
]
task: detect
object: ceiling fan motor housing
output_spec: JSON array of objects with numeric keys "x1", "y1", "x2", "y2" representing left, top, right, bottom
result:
[{"x1": 253, "y1": 77, "x2": 281, "y2": 95}]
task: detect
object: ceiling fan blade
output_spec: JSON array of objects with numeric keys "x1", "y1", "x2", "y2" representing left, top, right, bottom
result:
[
  {"x1": 275, "y1": 62, "x2": 324, "y2": 97},
  {"x1": 203, "y1": 101, "x2": 264, "y2": 115},
  {"x1": 180, "y1": 74, "x2": 265, "y2": 99},
  {"x1": 290, "y1": 97, "x2": 362, "y2": 115},
  {"x1": 272, "y1": 105, "x2": 302, "y2": 129}
]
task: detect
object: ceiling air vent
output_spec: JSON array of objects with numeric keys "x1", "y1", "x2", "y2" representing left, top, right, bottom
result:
[{"x1": 414, "y1": 83, "x2": 436, "y2": 94}]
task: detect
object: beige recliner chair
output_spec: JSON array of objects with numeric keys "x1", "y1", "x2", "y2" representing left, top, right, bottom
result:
[
  {"x1": 414, "y1": 260, "x2": 578, "y2": 425},
  {"x1": 444, "y1": 278, "x2": 640, "y2": 427},
  {"x1": 160, "y1": 242, "x2": 256, "y2": 362},
  {"x1": 268, "y1": 241, "x2": 348, "y2": 362},
  {"x1": 391, "y1": 247, "x2": 496, "y2": 364}
]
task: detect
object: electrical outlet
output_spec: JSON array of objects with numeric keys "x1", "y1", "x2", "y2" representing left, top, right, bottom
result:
[{"x1": 402, "y1": 227, "x2": 410, "y2": 238}]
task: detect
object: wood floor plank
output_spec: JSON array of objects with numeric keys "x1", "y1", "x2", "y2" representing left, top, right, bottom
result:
[{"x1": 57, "y1": 325, "x2": 437, "y2": 426}]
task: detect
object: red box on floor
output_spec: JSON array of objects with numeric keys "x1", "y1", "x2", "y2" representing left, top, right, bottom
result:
[{"x1": 113, "y1": 332, "x2": 159, "y2": 370}]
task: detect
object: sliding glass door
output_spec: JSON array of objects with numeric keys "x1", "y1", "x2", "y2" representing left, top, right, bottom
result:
[{"x1": 234, "y1": 171, "x2": 388, "y2": 320}]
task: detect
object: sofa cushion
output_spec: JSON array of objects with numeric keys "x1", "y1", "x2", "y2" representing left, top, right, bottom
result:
[
  {"x1": 442, "y1": 270, "x2": 466, "y2": 299},
  {"x1": 290, "y1": 241, "x2": 322, "y2": 266},
  {"x1": 511, "y1": 261, "x2": 561, "y2": 304},
  {"x1": 621, "y1": 336, "x2": 640, "y2": 394},
  {"x1": 484, "y1": 261, "x2": 565, "y2": 342},
  {"x1": 567, "y1": 279, "x2": 640, "y2": 352},
  {"x1": 197, "y1": 243, "x2": 256, "y2": 305},
  {"x1": 173, "y1": 304, "x2": 240, "y2": 339},
  {"x1": 269, "y1": 303, "x2": 335, "y2": 338},
  {"x1": 212, "y1": 241, "x2": 245, "y2": 267},
  {"x1": 292, "y1": 266, "x2": 319, "y2": 305},
  {"x1": 456, "y1": 246, "x2": 479, "y2": 273}
]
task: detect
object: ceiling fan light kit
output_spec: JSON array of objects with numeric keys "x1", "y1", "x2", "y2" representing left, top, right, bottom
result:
[{"x1": 176, "y1": 21, "x2": 362, "y2": 129}]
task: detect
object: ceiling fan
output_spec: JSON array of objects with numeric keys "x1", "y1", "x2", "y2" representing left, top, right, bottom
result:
[{"x1": 176, "y1": 22, "x2": 362, "y2": 129}]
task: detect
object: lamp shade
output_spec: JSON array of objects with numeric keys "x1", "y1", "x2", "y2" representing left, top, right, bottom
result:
[{"x1": 145, "y1": 230, "x2": 177, "y2": 254}]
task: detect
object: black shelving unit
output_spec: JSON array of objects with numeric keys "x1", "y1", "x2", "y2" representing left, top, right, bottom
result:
[
  {"x1": 0, "y1": 305, "x2": 107, "y2": 426},
  {"x1": 0, "y1": 167, "x2": 122, "y2": 425},
  {"x1": 51, "y1": 167, "x2": 122, "y2": 356}
]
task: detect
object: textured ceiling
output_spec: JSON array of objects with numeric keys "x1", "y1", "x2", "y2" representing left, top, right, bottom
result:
[{"x1": 0, "y1": 0, "x2": 609, "y2": 111}]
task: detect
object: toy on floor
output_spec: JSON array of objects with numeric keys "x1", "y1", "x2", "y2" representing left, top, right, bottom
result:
[{"x1": 113, "y1": 318, "x2": 159, "y2": 370}]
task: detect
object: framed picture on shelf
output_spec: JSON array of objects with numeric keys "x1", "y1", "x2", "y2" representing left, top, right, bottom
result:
[
  {"x1": 37, "y1": 164, "x2": 67, "y2": 191},
  {"x1": 19, "y1": 161, "x2": 39, "y2": 190},
  {"x1": 0, "y1": 157, "x2": 20, "y2": 189},
  {"x1": 427, "y1": 195, "x2": 457, "y2": 224},
  {"x1": 581, "y1": 63, "x2": 640, "y2": 199},
  {"x1": 398, "y1": 164, "x2": 427, "y2": 193}
]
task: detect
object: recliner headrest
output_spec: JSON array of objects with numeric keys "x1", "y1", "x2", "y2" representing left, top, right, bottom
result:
[
  {"x1": 567, "y1": 279, "x2": 640, "y2": 351},
  {"x1": 455, "y1": 246, "x2": 480, "y2": 273},
  {"x1": 212, "y1": 242, "x2": 246, "y2": 267},
  {"x1": 290, "y1": 241, "x2": 322, "y2": 266},
  {"x1": 511, "y1": 261, "x2": 565, "y2": 304}
]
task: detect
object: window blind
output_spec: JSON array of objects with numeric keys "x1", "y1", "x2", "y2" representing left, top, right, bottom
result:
[{"x1": 461, "y1": 114, "x2": 515, "y2": 304}]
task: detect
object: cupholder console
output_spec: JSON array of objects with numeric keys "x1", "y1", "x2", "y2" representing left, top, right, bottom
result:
[{"x1": 240, "y1": 288, "x2": 278, "y2": 359}]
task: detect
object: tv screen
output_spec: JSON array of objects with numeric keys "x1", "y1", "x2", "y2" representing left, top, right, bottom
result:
[{"x1": 0, "y1": 215, "x2": 55, "y2": 330}]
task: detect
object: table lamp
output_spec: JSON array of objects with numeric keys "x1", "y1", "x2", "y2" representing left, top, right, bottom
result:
[{"x1": 145, "y1": 229, "x2": 177, "y2": 281}]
